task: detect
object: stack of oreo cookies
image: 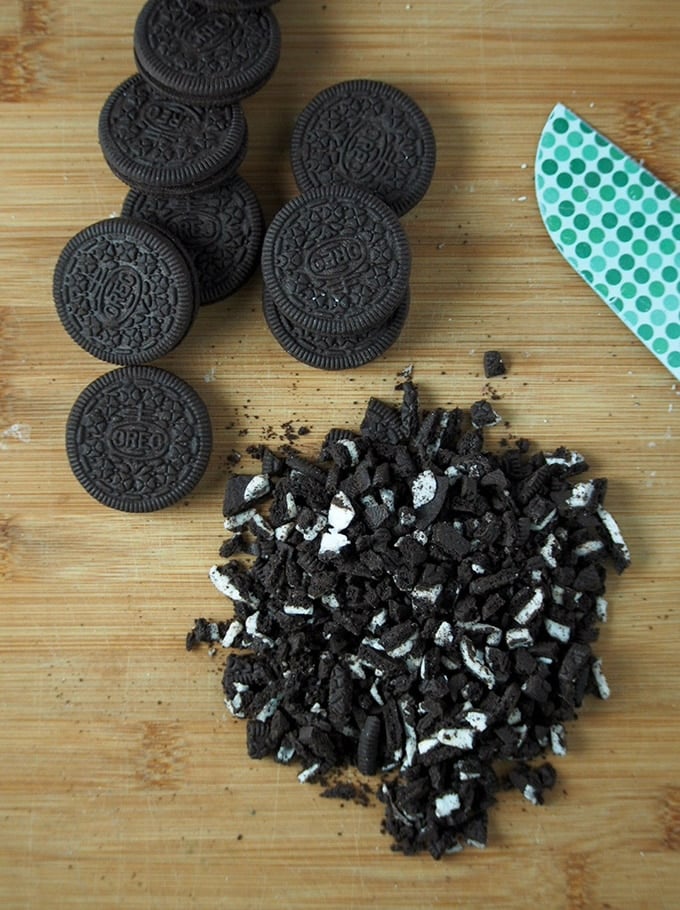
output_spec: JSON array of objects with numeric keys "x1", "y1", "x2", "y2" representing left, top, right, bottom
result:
[
  {"x1": 261, "y1": 184, "x2": 412, "y2": 370},
  {"x1": 54, "y1": 0, "x2": 282, "y2": 510},
  {"x1": 55, "y1": 0, "x2": 281, "y2": 367},
  {"x1": 261, "y1": 79, "x2": 436, "y2": 369}
]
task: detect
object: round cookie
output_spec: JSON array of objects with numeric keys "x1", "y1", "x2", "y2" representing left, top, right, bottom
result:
[
  {"x1": 122, "y1": 177, "x2": 265, "y2": 305},
  {"x1": 53, "y1": 217, "x2": 199, "y2": 365},
  {"x1": 66, "y1": 366, "x2": 212, "y2": 512},
  {"x1": 261, "y1": 184, "x2": 411, "y2": 335},
  {"x1": 290, "y1": 80, "x2": 436, "y2": 216},
  {"x1": 262, "y1": 287, "x2": 410, "y2": 370},
  {"x1": 99, "y1": 74, "x2": 247, "y2": 196},
  {"x1": 133, "y1": 0, "x2": 281, "y2": 105}
]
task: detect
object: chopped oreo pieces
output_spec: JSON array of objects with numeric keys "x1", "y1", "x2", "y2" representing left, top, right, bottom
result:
[{"x1": 189, "y1": 380, "x2": 630, "y2": 858}]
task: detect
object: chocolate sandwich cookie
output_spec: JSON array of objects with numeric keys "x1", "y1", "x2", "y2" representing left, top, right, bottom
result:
[
  {"x1": 99, "y1": 74, "x2": 247, "y2": 196},
  {"x1": 122, "y1": 177, "x2": 264, "y2": 305},
  {"x1": 134, "y1": 0, "x2": 281, "y2": 105},
  {"x1": 53, "y1": 217, "x2": 199, "y2": 365},
  {"x1": 262, "y1": 287, "x2": 409, "y2": 370},
  {"x1": 290, "y1": 80, "x2": 436, "y2": 217},
  {"x1": 261, "y1": 185, "x2": 411, "y2": 336},
  {"x1": 66, "y1": 366, "x2": 212, "y2": 512}
]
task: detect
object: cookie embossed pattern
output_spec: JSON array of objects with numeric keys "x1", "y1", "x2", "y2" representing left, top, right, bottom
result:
[
  {"x1": 536, "y1": 103, "x2": 680, "y2": 380},
  {"x1": 134, "y1": 0, "x2": 281, "y2": 104},
  {"x1": 290, "y1": 79, "x2": 437, "y2": 217},
  {"x1": 99, "y1": 74, "x2": 248, "y2": 196},
  {"x1": 53, "y1": 218, "x2": 200, "y2": 365},
  {"x1": 122, "y1": 176, "x2": 264, "y2": 306}
]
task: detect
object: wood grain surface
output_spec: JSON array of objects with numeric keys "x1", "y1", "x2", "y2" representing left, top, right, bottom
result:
[{"x1": 1, "y1": 1, "x2": 679, "y2": 908}]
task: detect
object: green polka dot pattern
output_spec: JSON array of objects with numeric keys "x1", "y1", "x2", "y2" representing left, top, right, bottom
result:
[{"x1": 536, "y1": 103, "x2": 680, "y2": 380}]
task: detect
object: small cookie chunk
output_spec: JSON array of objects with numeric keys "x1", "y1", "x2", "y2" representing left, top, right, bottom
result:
[
  {"x1": 122, "y1": 177, "x2": 264, "y2": 305},
  {"x1": 53, "y1": 217, "x2": 199, "y2": 364},
  {"x1": 357, "y1": 715, "x2": 382, "y2": 776},
  {"x1": 483, "y1": 350, "x2": 506, "y2": 378},
  {"x1": 261, "y1": 184, "x2": 411, "y2": 335},
  {"x1": 66, "y1": 366, "x2": 212, "y2": 512},
  {"x1": 99, "y1": 74, "x2": 247, "y2": 196},
  {"x1": 470, "y1": 400, "x2": 502, "y2": 429},
  {"x1": 134, "y1": 0, "x2": 281, "y2": 104},
  {"x1": 290, "y1": 80, "x2": 436, "y2": 216},
  {"x1": 262, "y1": 287, "x2": 409, "y2": 371},
  {"x1": 223, "y1": 473, "x2": 271, "y2": 516}
]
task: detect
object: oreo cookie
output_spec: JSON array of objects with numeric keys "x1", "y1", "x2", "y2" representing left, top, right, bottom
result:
[
  {"x1": 261, "y1": 184, "x2": 411, "y2": 336},
  {"x1": 262, "y1": 287, "x2": 409, "y2": 371},
  {"x1": 122, "y1": 177, "x2": 264, "y2": 305},
  {"x1": 133, "y1": 0, "x2": 281, "y2": 105},
  {"x1": 290, "y1": 80, "x2": 436, "y2": 216},
  {"x1": 99, "y1": 74, "x2": 247, "y2": 196},
  {"x1": 53, "y1": 217, "x2": 199, "y2": 365},
  {"x1": 66, "y1": 366, "x2": 212, "y2": 512}
]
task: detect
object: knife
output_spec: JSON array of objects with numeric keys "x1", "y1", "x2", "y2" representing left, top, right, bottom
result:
[{"x1": 535, "y1": 103, "x2": 680, "y2": 381}]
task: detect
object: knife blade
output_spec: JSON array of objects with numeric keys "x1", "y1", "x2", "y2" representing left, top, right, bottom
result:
[{"x1": 535, "y1": 103, "x2": 680, "y2": 380}]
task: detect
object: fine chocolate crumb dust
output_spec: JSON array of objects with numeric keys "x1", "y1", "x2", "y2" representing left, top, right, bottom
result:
[{"x1": 188, "y1": 377, "x2": 630, "y2": 858}]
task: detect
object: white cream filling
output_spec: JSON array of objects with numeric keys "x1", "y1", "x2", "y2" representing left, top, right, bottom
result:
[
  {"x1": 550, "y1": 723, "x2": 567, "y2": 756},
  {"x1": 209, "y1": 564, "x2": 260, "y2": 606},
  {"x1": 411, "y1": 469, "x2": 437, "y2": 508},
  {"x1": 596, "y1": 505, "x2": 631, "y2": 564},
  {"x1": 223, "y1": 508, "x2": 257, "y2": 530},
  {"x1": 544, "y1": 617, "x2": 571, "y2": 643},
  {"x1": 327, "y1": 490, "x2": 355, "y2": 531},
  {"x1": 435, "y1": 792, "x2": 461, "y2": 818},
  {"x1": 591, "y1": 658, "x2": 611, "y2": 699},
  {"x1": 459, "y1": 636, "x2": 495, "y2": 689},
  {"x1": 514, "y1": 588, "x2": 544, "y2": 625},
  {"x1": 243, "y1": 474, "x2": 270, "y2": 503}
]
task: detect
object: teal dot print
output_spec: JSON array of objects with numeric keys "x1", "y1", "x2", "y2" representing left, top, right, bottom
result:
[{"x1": 536, "y1": 102, "x2": 680, "y2": 379}]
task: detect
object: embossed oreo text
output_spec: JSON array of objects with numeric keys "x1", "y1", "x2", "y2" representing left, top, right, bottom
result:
[
  {"x1": 107, "y1": 420, "x2": 170, "y2": 460},
  {"x1": 305, "y1": 237, "x2": 368, "y2": 281}
]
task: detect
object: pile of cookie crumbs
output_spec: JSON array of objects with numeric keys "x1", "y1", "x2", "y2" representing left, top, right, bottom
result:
[{"x1": 188, "y1": 373, "x2": 630, "y2": 858}]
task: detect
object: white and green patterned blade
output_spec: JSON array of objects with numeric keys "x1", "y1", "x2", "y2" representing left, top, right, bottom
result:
[{"x1": 536, "y1": 103, "x2": 680, "y2": 380}]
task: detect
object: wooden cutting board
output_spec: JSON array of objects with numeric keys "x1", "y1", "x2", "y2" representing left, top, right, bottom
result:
[{"x1": 1, "y1": 2, "x2": 679, "y2": 907}]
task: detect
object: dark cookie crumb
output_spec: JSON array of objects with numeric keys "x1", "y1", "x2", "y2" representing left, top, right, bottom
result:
[
  {"x1": 483, "y1": 350, "x2": 506, "y2": 378},
  {"x1": 193, "y1": 379, "x2": 630, "y2": 858},
  {"x1": 320, "y1": 780, "x2": 373, "y2": 807}
]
